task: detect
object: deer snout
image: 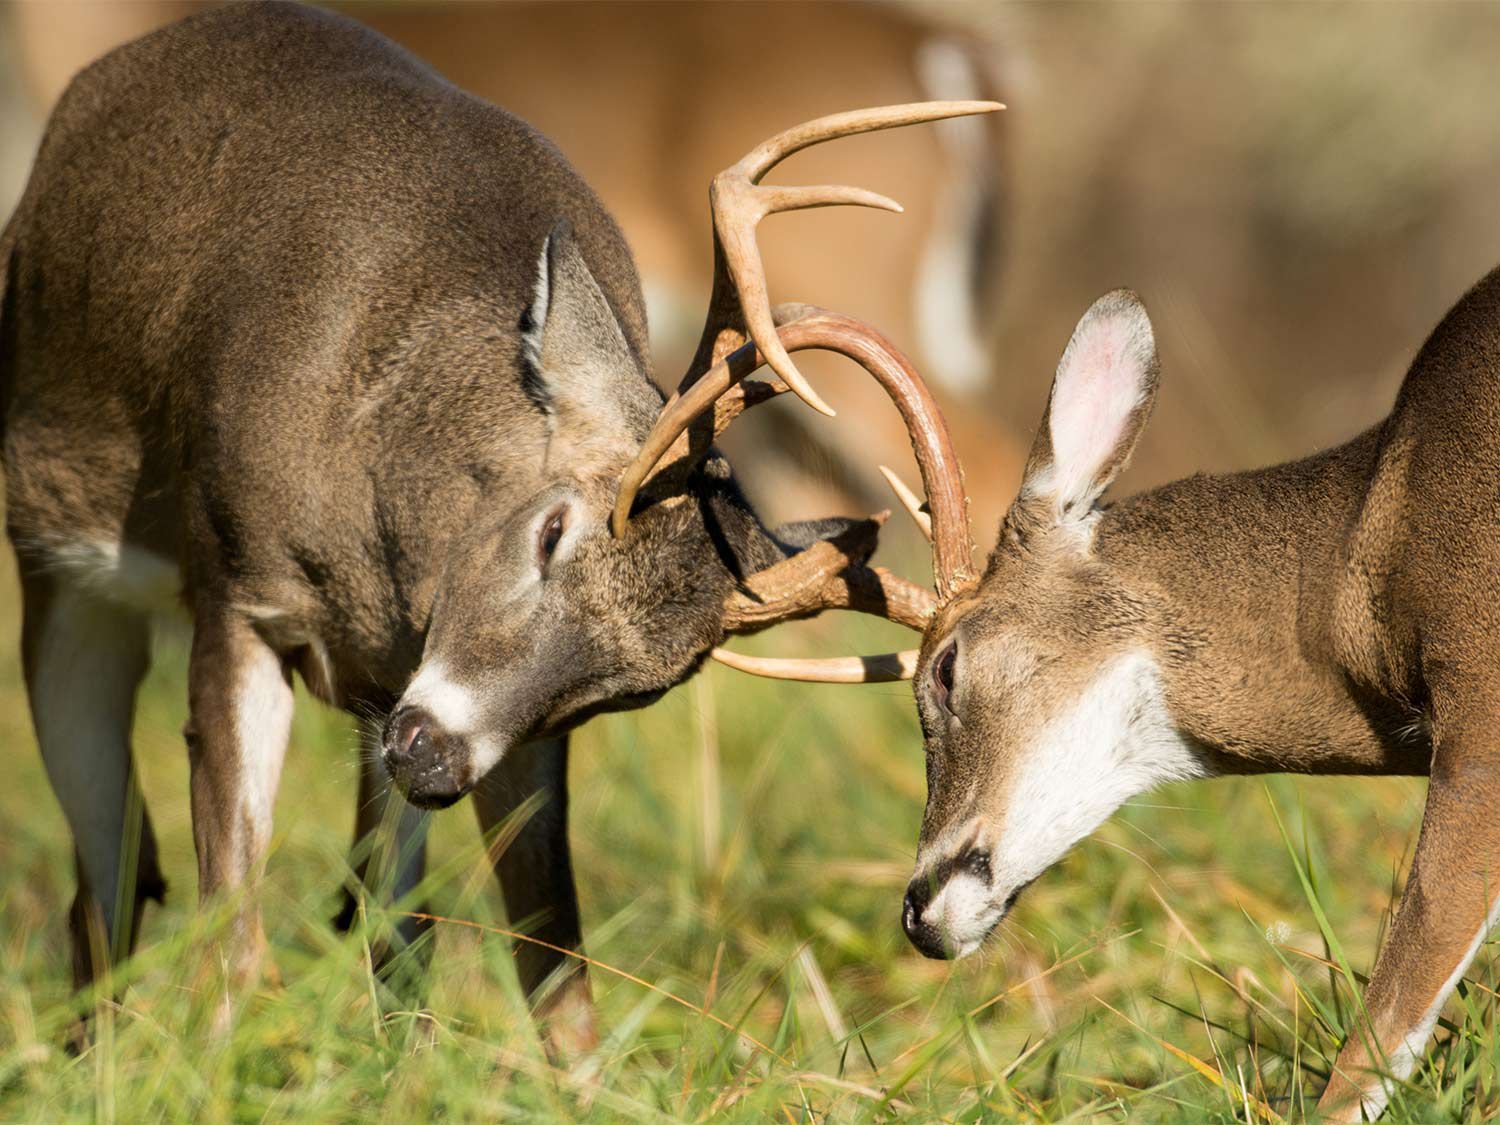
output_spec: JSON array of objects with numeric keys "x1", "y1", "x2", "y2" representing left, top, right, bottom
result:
[
  {"x1": 902, "y1": 879, "x2": 950, "y2": 960},
  {"x1": 903, "y1": 844, "x2": 1008, "y2": 960},
  {"x1": 381, "y1": 706, "x2": 473, "y2": 809}
]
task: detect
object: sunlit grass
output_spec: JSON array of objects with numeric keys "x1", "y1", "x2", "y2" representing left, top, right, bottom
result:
[{"x1": 0, "y1": 575, "x2": 1494, "y2": 1121}]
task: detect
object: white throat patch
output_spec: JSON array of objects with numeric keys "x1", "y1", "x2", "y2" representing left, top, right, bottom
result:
[{"x1": 994, "y1": 650, "x2": 1205, "y2": 891}]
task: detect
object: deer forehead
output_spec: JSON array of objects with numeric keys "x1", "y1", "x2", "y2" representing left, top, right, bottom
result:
[{"x1": 965, "y1": 571, "x2": 1150, "y2": 669}]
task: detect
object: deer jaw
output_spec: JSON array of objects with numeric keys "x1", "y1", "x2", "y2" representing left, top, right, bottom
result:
[{"x1": 907, "y1": 599, "x2": 1209, "y2": 959}]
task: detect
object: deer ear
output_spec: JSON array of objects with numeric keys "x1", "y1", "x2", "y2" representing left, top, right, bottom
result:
[
  {"x1": 1019, "y1": 289, "x2": 1158, "y2": 522},
  {"x1": 521, "y1": 219, "x2": 660, "y2": 464}
]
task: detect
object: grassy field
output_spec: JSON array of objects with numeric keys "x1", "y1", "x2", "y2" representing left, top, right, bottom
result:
[{"x1": 0, "y1": 548, "x2": 1493, "y2": 1123}]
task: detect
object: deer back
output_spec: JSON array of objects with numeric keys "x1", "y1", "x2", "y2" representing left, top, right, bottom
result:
[{"x1": 3, "y1": 2, "x2": 670, "y2": 682}]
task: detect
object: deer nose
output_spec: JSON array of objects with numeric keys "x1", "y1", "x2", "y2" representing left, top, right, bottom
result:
[
  {"x1": 381, "y1": 706, "x2": 471, "y2": 809},
  {"x1": 392, "y1": 708, "x2": 428, "y2": 755},
  {"x1": 902, "y1": 879, "x2": 950, "y2": 960}
]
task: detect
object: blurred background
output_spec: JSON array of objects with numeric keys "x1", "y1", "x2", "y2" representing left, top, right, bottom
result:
[
  {"x1": 6, "y1": 2, "x2": 1500, "y2": 537},
  {"x1": 3, "y1": 3, "x2": 1500, "y2": 1119}
]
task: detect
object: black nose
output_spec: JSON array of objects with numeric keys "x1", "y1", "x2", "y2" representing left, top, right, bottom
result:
[
  {"x1": 381, "y1": 706, "x2": 470, "y2": 809},
  {"x1": 902, "y1": 879, "x2": 950, "y2": 960}
]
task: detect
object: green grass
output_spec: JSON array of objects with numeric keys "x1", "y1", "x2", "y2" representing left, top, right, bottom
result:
[{"x1": 0, "y1": 574, "x2": 1496, "y2": 1122}]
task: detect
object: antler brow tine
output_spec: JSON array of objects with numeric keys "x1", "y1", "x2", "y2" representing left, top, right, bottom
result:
[
  {"x1": 879, "y1": 465, "x2": 933, "y2": 542},
  {"x1": 710, "y1": 648, "x2": 919, "y2": 684}
]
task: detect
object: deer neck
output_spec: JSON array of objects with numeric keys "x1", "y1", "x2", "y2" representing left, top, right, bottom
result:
[{"x1": 1096, "y1": 424, "x2": 1431, "y2": 777}]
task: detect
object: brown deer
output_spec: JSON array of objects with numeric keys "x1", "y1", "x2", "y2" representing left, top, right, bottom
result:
[
  {"x1": 713, "y1": 274, "x2": 1500, "y2": 1115},
  {"x1": 0, "y1": 1, "x2": 994, "y2": 1046},
  {"x1": 5, "y1": 1, "x2": 1016, "y2": 509}
]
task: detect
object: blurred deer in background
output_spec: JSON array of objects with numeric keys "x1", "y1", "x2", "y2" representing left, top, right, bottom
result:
[
  {"x1": 716, "y1": 266, "x2": 1500, "y2": 1116},
  {"x1": 4, "y1": 0, "x2": 1014, "y2": 518},
  {"x1": 0, "y1": 1, "x2": 994, "y2": 1047}
]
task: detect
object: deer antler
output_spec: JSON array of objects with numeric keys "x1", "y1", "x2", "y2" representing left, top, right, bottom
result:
[
  {"x1": 720, "y1": 512, "x2": 937, "y2": 634},
  {"x1": 614, "y1": 308, "x2": 976, "y2": 600},
  {"x1": 612, "y1": 102, "x2": 1002, "y2": 683},
  {"x1": 615, "y1": 308, "x2": 973, "y2": 683},
  {"x1": 683, "y1": 101, "x2": 1001, "y2": 418},
  {"x1": 612, "y1": 98, "x2": 1002, "y2": 537}
]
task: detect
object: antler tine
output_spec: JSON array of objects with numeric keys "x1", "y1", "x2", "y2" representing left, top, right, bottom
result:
[
  {"x1": 735, "y1": 100, "x2": 1007, "y2": 185},
  {"x1": 710, "y1": 648, "x2": 919, "y2": 684},
  {"x1": 702, "y1": 100, "x2": 1003, "y2": 418},
  {"x1": 612, "y1": 308, "x2": 976, "y2": 600},
  {"x1": 879, "y1": 465, "x2": 933, "y2": 542},
  {"x1": 721, "y1": 511, "x2": 937, "y2": 635}
]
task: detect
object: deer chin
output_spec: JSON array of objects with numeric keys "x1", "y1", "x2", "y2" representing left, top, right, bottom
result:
[{"x1": 923, "y1": 871, "x2": 1016, "y2": 959}]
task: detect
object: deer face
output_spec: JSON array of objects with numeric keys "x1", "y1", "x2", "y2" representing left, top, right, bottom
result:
[
  {"x1": 378, "y1": 220, "x2": 888, "y2": 808},
  {"x1": 904, "y1": 291, "x2": 1207, "y2": 958},
  {"x1": 382, "y1": 469, "x2": 783, "y2": 808}
]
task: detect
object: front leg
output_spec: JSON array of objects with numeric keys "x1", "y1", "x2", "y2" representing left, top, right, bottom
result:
[
  {"x1": 1319, "y1": 695, "x2": 1500, "y2": 1119},
  {"x1": 472, "y1": 735, "x2": 595, "y2": 1057},
  {"x1": 186, "y1": 608, "x2": 294, "y2": 1028}
]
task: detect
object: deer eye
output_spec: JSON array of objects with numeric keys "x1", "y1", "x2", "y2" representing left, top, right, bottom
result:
[
  {"x1": 536, "y1": 507, "x2": 566, "y2": 571},
  {"x1": 931, "y1": 642, "x2": 957, "y2": 716}
]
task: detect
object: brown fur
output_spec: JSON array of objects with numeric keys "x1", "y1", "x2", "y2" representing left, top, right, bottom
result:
[
  {"x1": 0, "y1": 2, "x2": 860, "y2": 1044},
  {"x1": 912, "y1": 272, "x2": 1500, "y2": 1117}
]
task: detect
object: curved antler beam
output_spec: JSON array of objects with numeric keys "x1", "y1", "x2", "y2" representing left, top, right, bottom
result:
[{"x1": 613, "y1": 309, "x2": 975, "y2": 601}]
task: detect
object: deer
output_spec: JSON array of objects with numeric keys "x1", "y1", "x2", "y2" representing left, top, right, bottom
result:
[
  {"x1": 710, "y1": 272, "x2": 1500, "y2": 1115},
  {"x1": 0, "y1": 1, "x2": 996, "y2": 1048},
  {"x1": 5, "y1": 0, "x2": 1014, "y2": 513}
]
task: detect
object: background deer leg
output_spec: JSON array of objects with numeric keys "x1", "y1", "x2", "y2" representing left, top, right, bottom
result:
[
  {"x1": 335, "y1": 746, "x2": 431, "y2": 1007},
  {"x1": 1319, "y1": 684, "x2": 1500, "y2": 1120},
  {"x1": 21, "y1": 568, "x2": 162, "y2": 1014},
  {"x1": 185, "y1": 608, "x2": 293, "y2": 1032},
  {"x1": 471, "y1": 735, "x2": 594, "y2": 1057}
]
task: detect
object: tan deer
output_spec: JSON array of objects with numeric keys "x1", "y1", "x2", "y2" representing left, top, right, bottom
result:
[
  {"x1": 709, "y1": 273, "x2": 1500, "y2": 1115},
  {"x1": 0, "y1": 1, "x2": 993, "y2": 1047}
]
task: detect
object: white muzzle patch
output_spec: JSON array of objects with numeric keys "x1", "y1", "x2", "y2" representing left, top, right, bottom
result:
[
  {"x1": 399, "y1": 660, "x2": 505, "y2": 775},
  {"x1": 919, "y1": 651, "x2": 1206, "y2": 954}
]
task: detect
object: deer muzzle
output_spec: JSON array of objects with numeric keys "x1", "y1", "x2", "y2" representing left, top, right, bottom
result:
[
  {"x1": 381, "y1": 705, "x2": 474, "y2": 809},
  {"x1": 902, "y1": 841, "x2": 1019, "y2": 960}
]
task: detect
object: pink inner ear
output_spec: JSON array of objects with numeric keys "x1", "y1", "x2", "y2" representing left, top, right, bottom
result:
[{"x1": 1048, "y1": 316, "x2": 1146, "y2": 507}]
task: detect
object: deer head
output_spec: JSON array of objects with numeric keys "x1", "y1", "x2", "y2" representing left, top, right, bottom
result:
[
  {"x1": 381, "y1": 102, "x2": 999, "y2": 808},
  {"x1": 898, "y1": 291, "x2": 1220, "y2": 958},
  {"x1": 719, "y1": 290, "x2": 1218, "y2": 956}
]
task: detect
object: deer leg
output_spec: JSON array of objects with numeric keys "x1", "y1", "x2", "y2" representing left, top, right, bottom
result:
[
  {"x1": 334, "y1": 747, "x2": 431, "y2": 1003},
  {"x1": 185, "y1": 608, "x2": 293, "y2": 1030},
  {"x1": 472, "y1": 735, "x2": 595, "y2": 1057},
  {"x1": 21, "y1": 570, "x2": 163, "y2": 1007},
  {"x1": 1319, "y1": 689, "x2": 1500, "y2": 1120}
]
